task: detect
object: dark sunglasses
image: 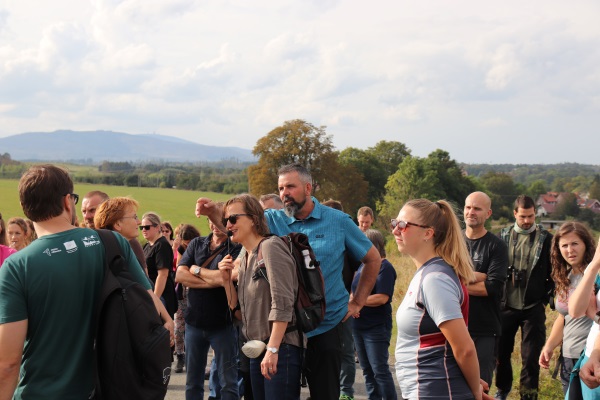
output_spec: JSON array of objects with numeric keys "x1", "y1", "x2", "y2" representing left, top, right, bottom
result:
[
  {"x1": 139, "y1": 224, "x2": 158, "y2": 231},
  {"x1": 222, "y1": 214, "x2": 252, "y2": 227},
  {"x1": 68, "y1": 193, "x2": 79, "y2": 205},
  {"x1": 390, "y1": 219, "x2": 430, "y2": 232}
]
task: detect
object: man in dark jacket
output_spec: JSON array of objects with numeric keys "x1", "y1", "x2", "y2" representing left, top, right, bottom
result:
[{"x1": 494, "y1": 195, "x2": 553, "y2": 400}]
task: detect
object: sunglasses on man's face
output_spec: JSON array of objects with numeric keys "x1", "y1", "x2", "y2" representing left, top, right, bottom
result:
[
  {"x1": 222, "y1": 214, "x2": 251, "y2": 227},
  {"x1": 139, "y1": 224, "x2": 158, "y2": 231}
]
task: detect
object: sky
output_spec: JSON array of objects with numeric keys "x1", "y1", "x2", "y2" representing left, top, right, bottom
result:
[{"x1": 0, "y1": 0, "x2": 599, "y2": 164}]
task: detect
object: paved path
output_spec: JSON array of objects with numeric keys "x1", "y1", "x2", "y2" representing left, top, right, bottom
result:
[{"x1": 165, "y1": 355, "x2": 403, "y2": 399}]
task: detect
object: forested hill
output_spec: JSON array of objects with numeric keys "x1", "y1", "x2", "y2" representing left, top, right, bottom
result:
[
  {"x1": 0, "y1": 130, "x2": 255, "y2": 163},
  {"x1": 462, "y1": 163, "x2": 600, "y2": 185}
]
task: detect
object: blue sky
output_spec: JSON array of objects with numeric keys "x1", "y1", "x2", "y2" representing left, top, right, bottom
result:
[{"x1": 0, "y1": 0, "x2": 599, "y2": 164}]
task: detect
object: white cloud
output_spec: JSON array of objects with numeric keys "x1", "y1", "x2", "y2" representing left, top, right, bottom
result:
[{"x1": 1, "y1": 0, "x2": 600, "y2": 163}]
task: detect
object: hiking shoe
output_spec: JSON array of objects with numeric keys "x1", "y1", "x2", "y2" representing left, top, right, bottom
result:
[
  {"x1": 340, "y1": 395, "x2": 354, "y2": 400},
  {"x1": 174, "y1": 353, "x2": 185, "y2": 373},
  {"x1": 494, "y1": 390, "x2": 509, "y2": 400}
]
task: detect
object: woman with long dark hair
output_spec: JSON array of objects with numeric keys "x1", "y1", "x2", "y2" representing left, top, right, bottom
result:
[
  {"x1": 393, "y1": 199, "x2": 484, "y2": 400},
  {"x1": 539, "y1": 221, "x2": 595, "y2": 394}
]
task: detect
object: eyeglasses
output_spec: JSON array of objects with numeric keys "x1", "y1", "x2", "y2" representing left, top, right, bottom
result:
[
  {"x1": 222, "y1": 214, "x2": 252, "y2": 227},
  {"x1": 68, "y1": 193, "x2": 79, "y2": 205},
  {"x1": 121, "y1": 214, "x2": 138, "y2": 221},
  {"x1": 139, "y1": 224, "x2": 158, "y2": 231},
  {"x1": 390, "y1": 219, "x2": 430, "y2": 232}
]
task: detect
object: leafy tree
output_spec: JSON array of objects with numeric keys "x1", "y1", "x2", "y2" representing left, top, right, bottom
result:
[
  {"x1": 552, "y1": 193, "x2": 580, "y2": 219},
  {"x1": 426, "y1": 149, "x2": 476, "y2": 208},
  {"x1": 317, "y1": 156, "x2": 368, "y2": 216},
  {"x1": 338, "y1": 140, "x2": 411, "y2": 212},
  {"x1": 365, "y1": 141, "x2": 411, "y2": 177},
  {"x1": 338, "y1": 147, "x2": 385, "y2": 209},
  {"x1": 378, "y1": 150, "x2": 474, "y2": 220},
  {"x1": 480, "y1": 171, "x2": 518, "y2": 219},
  {"x1": 527, "y1": 180, "x2": 547, "y2": 199},
  {"x1": 589, "y1": 175, "x2": 600, "y2": 201},
  {"x1": 378, "y1": 156, "x2": 442, "y2": 219},
  {"x1": 248, "y1": 119, "x2": 334, "y2": 196}
]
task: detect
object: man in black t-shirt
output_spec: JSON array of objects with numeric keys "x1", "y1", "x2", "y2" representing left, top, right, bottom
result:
[{"x1": 463, "y1": 191, "x2": 508, "y2": 389}]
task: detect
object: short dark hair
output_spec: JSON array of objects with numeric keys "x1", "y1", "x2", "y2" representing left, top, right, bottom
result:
[
  {"x1": 322, "y1": 199, "x2": 344, "y2": 211},
  {"x1": 83, "y1": 190, "x2": 109, "y2": 202},
  {"x1": 179, "y1": 224, "x2": 201, "y2": 241},
  {"x1": 259, "y1": 194, "x2": 283, "y2": 206},
  {"x1": 357, "y1": 206, "x2": 374, "y2": 218},
  {"x1": 514, "y1": 195, "x2": 535, "y2": 212},
  {"x1": 19, "y1": 164, "x2": 73, "y2": 222}
]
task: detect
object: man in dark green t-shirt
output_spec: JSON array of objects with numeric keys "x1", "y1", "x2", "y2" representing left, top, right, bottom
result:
[{"x1": 0, "y1": 165, "x2": 174, "y2": 400}]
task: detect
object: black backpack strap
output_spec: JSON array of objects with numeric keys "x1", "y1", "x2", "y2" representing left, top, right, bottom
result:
[
  {"x1": 96, "y1": 229, "x2": 126, "y2": 276},
  {"x1": 91, "y1": 229, "x2": 122, "y2": 400}
]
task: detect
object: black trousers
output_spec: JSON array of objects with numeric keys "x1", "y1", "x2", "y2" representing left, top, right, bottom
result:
[
  {"x1": 305, "y1": 321, "x2": 343, "y2": 400},
  {"x1": 495, "y1": 303, "x2": 546, "y2": 399}
]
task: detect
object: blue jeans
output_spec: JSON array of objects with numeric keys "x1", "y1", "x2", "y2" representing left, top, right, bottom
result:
[
  {"x1": 185, "y1": 323, "x2": 239, "y2": 400},
  {"x1": 340, "y1": 318, "x2": 356, "y2": 397},
  {"x1": 249, "y1": 343, "x2": 302, "y2": 400},
  {"x1": 209, "y1": 356, "x2": 245, "y2": 399},
  {"x1": 353, "y1": 321, "x2": 397, "y2": 400}
]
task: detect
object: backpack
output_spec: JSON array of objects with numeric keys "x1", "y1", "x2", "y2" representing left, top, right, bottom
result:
[
  {"x1": 257, "y1": 233, "x2": 326, "y2": 333},
  {"x1": 93, "y1": 229, "x2": 172, "y2": 400}
]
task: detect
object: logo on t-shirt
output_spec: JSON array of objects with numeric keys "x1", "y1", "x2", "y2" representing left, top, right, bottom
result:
[
  {"x1": 42, "y1": 247, "x2": 63, "y2": 257},
  {"x1": 82, "y1": 235, "x2": 101, "y2": 247},
  {"x1": 64, "y1": 240, "x2": 78, "y2": 253}
]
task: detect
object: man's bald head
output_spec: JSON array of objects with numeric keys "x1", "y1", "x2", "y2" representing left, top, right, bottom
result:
[{"x1": 464, "y1": 191, "x2": 492, "y2": 232}]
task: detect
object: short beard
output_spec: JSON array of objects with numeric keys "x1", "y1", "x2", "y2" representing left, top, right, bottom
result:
[{"x1": 283, "y1": 197, "x2": 306, "y2": 218}]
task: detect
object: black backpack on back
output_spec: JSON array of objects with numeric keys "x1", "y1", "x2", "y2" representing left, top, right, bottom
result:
[
  {"x1": 93, "y1": 229, "x2": 171, "y2": 400},
  {"x1": 257, "y1": 233, "x2": 326, "y2": 333}
]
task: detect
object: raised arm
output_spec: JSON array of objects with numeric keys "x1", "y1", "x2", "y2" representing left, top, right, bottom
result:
[
  {"x1": 195, "y1": 198, "x2": 227, "y2": 233},
  {"x1": 569, "y1": 237, "x2": 600, "y2": 318}
]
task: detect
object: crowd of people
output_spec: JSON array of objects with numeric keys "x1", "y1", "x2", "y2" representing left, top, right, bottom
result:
[{"x1": 4, "y1": 163, "x2": 600, "y2": 400}]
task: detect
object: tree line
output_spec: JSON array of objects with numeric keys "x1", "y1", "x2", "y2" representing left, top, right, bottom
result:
[{"x1": 3, "y1": 123, "x2": 600, "y2": 230}]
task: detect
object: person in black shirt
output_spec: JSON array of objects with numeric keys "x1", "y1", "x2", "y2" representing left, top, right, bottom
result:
[{"x1": 463, "y1": 192, "x2": 508, "y2": 389}]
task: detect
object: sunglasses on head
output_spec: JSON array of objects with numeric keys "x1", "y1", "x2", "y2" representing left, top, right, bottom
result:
[
  {"x1": 222, "y1": 214, "x2": 251, "y2": 227},
  {"x1": 139, "y1": 224, "x2": 158, "y2": 231},
  {"x1": 390, "y1": 219, "x2": 430, "y2": 232}
]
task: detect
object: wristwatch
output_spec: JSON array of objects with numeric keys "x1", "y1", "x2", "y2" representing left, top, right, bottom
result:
[
  {"x1": 192, "y1": 266, "x2": 201, "y2": 277},
  {"x1": 267, "y1": 347, "x2": 278, "y2": 354}
]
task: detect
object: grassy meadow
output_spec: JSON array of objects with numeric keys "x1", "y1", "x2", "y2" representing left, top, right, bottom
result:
[
  {"x1": 1, "y1": 178, "x2": 565, "y2": 398},
  {"x1": 0, "y1": 178, "x2": 231, "y2": 237}
]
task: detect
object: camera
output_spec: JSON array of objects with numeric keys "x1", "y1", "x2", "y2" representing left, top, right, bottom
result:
[{"x1": 508, "y1": 266, "x2": 527, "y2": 288}]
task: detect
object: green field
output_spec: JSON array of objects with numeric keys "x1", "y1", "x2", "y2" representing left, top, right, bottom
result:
[{"x1": 0, "y1": 178, "x2": 231, "y2": 237}]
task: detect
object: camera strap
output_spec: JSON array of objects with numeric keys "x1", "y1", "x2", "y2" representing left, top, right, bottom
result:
[{"x1": 510, "y1": 228, "x2": 536, "y2": 271}]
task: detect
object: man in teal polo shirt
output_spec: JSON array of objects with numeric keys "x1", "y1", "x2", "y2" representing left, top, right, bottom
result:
[{"x1": 197, "y1": 163, "x2": 381, "y2": 400}]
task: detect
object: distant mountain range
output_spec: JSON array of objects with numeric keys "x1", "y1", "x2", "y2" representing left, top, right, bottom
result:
[{"x1": 0, "y1": 130, "x2": 256, "y2": 163}]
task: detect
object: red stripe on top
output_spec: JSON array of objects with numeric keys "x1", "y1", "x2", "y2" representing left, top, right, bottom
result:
[{"x1": 419, "y1": 331, "x2": 446, "y2": 348}]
